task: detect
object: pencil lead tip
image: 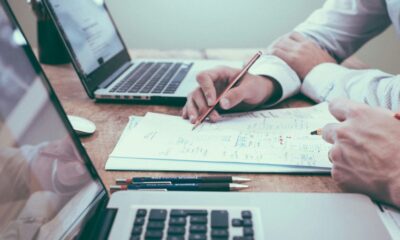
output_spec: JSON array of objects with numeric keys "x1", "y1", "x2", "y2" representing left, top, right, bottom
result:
[
  {"x1": 230, "y1": 183, "x2": 249, "y2": 191},
  {"x1": 310, "y1": 129, "x2": 322, "y2": 135},
  {"x1": 232, "y1": 177, "x2": 251, "y2": 183}
]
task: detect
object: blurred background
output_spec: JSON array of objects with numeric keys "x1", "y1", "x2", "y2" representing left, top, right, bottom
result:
[{"x1": 9, "y1": 0, "x2": 399, "y2": 74}]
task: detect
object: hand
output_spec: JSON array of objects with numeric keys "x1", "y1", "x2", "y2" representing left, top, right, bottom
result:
[
  {"x1": 322, "y1": 98, "x2": 400, "y2": 207},
  {"x1": 29, "y1": 137, "x2": 91, "y2": 193},
  {"x1": 268, "y1": 32, "x2": 336, "y2": 80},
  {"x1": 182, "y1": 66, "x2": 279, "y2": 123}
]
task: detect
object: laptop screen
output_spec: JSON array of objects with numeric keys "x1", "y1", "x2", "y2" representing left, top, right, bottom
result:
[
  {"x1": 44, "y1": 0, "x2": 131, "y2": 95},
  {"x1": 0, "y1": 2, "x2": 104, "y2": 239},
  {"x1": 46, "y1": 0, "x2": 124, "y2": 75}
]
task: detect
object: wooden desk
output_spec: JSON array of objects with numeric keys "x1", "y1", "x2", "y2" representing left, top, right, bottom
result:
[{"x1": 42, "y1": 49, "x2": 343, "y2": 193}]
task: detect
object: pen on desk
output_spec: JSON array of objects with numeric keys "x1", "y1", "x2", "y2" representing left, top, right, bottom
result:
[
  {"x1": 115, "y1": 176, "x2": 251, "y2": 185},
  {"x1": 110, "y1": 183, "x2": 248, "y2": 192},
  {"x1": 311, "y1": 112, "x2": 400, "y2": 136},
  {"x1": 192, "y1": 51, "x2": 263, "y2": 131}
]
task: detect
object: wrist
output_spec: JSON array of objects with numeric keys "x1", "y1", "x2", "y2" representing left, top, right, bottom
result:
[
  {"x1": 260, "y1": 76, "x2": 282, "y2": 106},
  {"x1": 387, "y1": 170, "x2": 400, "y2": 208}
]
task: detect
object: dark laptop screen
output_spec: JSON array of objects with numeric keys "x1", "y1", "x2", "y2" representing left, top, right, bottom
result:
[
  {"x1": 0, "y1": 3, "x2": 104, "y2": 239},
  {"x1": 46, "y1": 0, "x2": 124, "y2": 76}
]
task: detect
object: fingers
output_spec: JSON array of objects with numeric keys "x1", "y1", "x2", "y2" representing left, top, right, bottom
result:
[
  {"x1": 322, "y1": 123, "x2": 340, "y2": 144},
  {"x1": 208, "y1": 110, "x2": 221, "y2": 123},
  {"x1": 269, "y1": 48, "x2": 291, "y2": 64},
  {"x1": 328, "y1": 99, "x2": 352, "y2": 121},
  {"x1": 197, "y1": 72, "x2": 218, "y2": 106},
  {"x1": 182, "y1": 89, "x2": 221, "y2": 123},
  {"x1": 185, "y1": 97, "x2": 199, "y2": 123},
  {"x1": 220, "y1": 87, "x2": 246, "y2": 110},
  {"x1": 328, "y1": 144, "x2": 342, "y2": 163},
  {"x1": 289, "y1": 32, "x2": 307, "y2": 42},
  {"x1": 328, "y1": 98, "x2": 368, "y2": 121},
  {"x1": 271, "y1": 36, "x2": 297, "y2": 51},
  {"x1": 181, "y1": 105, "x2": 188, "y2": 119},
  {"x1": 196, "y1": 67, "x2": 239, "y2": 106}
]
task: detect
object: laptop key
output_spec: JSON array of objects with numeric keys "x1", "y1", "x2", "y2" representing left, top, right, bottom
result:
[
  {"x1": 130, "y1": 236, "x2": 141, "y2": 240},
  {"x1": 170, "y1": 209, "x2": 187, "y2": 217},
  {"x1": 167, "y1": 236, "x2": 184, "y2": 240},
  {"x1": 136, "y1": 209, "x2": 147, "y2": 217},
  {"x1": 134, "y1": 217, "x2": 145, "y2": 226},
  {"x1": 211, "y1": 229, "x2": 229, "y2": 238},
  {"x1": 169, "y1": 217, "x2": 186, "y2": 226},
  {"x1": 190, "y1": 216, "x2": 207, "y2": 224},
  {"x1": 211, "y1": 210, "x2": 229, "y2": 228},
  {"x1": 232, "y1": 219, "x2": 243, "y2": 227},
  {"x1": 243, "y1": 227, "x2": 254, "y2": 237},
  {"x1": 167, "y1": 226, "x2": 185, "y2": 235},
  {"x1": 189, "y1": 234, "x2": 207, "y2": 240},
  {"x1": 189, "y1": 224, "x2": 207, "y2": 233},
  {"x1": 131, "y1": 226, "x2": 143, "y2": 235},
  {"x1": 145, "y1": 230, "x2": 163, "y2": 239},
  {"x1": 184, "y1": 209, "x2": 208, "y2": 216},
  {"x1": 243, "y1": 219, "x2": 253, "y2": 227},
  {"x1": 233, "y1": 237, "x2": 254, "y2": 240},
  {"x1": 241, "y1": 211, "x2": 252, "y2": 219},
  {"x1": 149, "y1": 209, "x2": 167, "y2": 221},
  {"x1": 147, "y1": 221, "x2": 165, "y2": 229}
]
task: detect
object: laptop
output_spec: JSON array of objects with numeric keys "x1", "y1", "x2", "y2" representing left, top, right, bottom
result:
[
  {"x1": 41, "y1": 0, "x2": 242, "y2": 104},
  {"x1": 0, "y1": 1, "x2": 395, "y2": 239}
]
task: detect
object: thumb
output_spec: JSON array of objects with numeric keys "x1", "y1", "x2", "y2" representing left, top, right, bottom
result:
[
  {"x1": 322, "y1": 123, "x2": 340, "y2": 144},
  {"x1": 220, "y1": 87, "x2": 245, "y2": 110}
]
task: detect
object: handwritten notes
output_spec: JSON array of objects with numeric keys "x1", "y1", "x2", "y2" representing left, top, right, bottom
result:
[{"x1": 110, "y1": 103, "x2": 335, "y2": 168}]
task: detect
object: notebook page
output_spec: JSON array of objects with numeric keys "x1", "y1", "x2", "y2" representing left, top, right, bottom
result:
[{"x1": 110, "y1": 103, "x2": 335, "y2": 168}]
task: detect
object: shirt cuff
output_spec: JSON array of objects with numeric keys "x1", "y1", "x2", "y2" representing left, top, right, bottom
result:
[
  {"x1": 248, "y1": 55, "x2": 301, "y2": 106},
  {"x1": 301, "y1": 63, "x2": 350, "y2": 102}
]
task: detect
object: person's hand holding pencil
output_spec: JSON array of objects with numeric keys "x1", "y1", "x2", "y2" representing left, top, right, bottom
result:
[
  {"x1": 182, "y1": 51, "x2": 282, "y2": 124},
  {"x1": 311, "y1": 98, "x2": 400, "y2": 207}
]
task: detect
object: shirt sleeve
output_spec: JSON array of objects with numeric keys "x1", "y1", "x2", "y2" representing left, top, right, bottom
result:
[
  {"x1": 248, "y1": 55, "x2": 301, "y2": 107},
  {"x1": 294, "y1": 0, "x2": 392, "y2": 62},
  {"x1": 302, "y1": 63, "x2": 400, "y2": 111}
]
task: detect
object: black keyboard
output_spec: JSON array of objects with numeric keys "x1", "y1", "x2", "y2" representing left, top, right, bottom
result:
[
  {"x1": 110, "y1": 62, "x2": 193, "y2": 95},
  {"x1": 130, "y1": 208, "x2": 256, "y2": 240}
]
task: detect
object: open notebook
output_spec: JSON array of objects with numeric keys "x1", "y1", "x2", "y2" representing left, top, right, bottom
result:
[{"x1": 106, "y1": 103, "x2": 337, "y2": 172}]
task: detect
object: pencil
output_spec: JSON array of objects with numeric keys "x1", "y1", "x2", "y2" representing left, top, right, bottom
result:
[
  {"x1": 310, "y1": 112, "x2": 400, "y2": 136},
  {"x1": 310, "y1": 128, "x2": 323, "y2": 135},
  {"x1": 192, "y1": 51, "x2": 263, "y2": 130}
]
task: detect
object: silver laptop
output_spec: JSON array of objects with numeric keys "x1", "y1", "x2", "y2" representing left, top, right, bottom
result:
[
  {"x1": 41, "y1": 0, "x2": 241, "y2": 104},
  {"x1": 0, "y1": 2, "x2": 394, "y2": 239}
]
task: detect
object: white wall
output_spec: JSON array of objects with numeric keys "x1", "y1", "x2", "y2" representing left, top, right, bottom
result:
[{"x1": 8, "y1": 0, "x2": 400, "y2": 74}]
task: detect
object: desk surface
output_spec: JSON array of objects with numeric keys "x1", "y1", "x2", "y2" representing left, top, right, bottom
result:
[{"x1": 42, "y1": 49, "x2": 346, "y2": 193}]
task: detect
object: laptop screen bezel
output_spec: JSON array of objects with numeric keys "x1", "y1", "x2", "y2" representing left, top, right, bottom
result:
[
  {"x1": 2, "y1": 0, "x2": 110, "y2": 237},
  {"x1": 42, "y1": 0, "x2": 132, "y2": 98}
]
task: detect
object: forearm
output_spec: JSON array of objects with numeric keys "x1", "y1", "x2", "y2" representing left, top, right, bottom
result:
[
  {"x1": 301, "y1": 63, "x2": 400, "y2": 111},
  {"x1": 294, "y1": 0, "x2": 391, "y2": 62}
]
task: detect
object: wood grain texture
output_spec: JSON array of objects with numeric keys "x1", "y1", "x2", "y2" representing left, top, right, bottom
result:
[{"x1": 41, "y1": 49, "x2": 344, "y2": 194}]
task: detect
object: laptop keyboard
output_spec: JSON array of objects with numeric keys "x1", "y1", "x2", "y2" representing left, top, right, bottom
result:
[
  {"x1": 130, "y1": 208, "x2": 257, "y2": 240},
  {"x1": 110, "y1": 62, "x2": 193, "y2": 95}
]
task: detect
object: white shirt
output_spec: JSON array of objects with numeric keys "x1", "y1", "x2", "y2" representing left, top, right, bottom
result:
[{"x1": 248, "y1": 0, "x2": 400, "y2": 111}]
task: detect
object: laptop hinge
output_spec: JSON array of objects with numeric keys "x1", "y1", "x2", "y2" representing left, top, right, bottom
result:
[
  {"x1": 98, "y1": 62, "x2": 133, "y2": 89},
  {"x1": 76, "y1": 195, "x2": 117, "y2": 240},
  {"x1": 97, "y1": 208, "x2": 118, "y2": 240}
]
